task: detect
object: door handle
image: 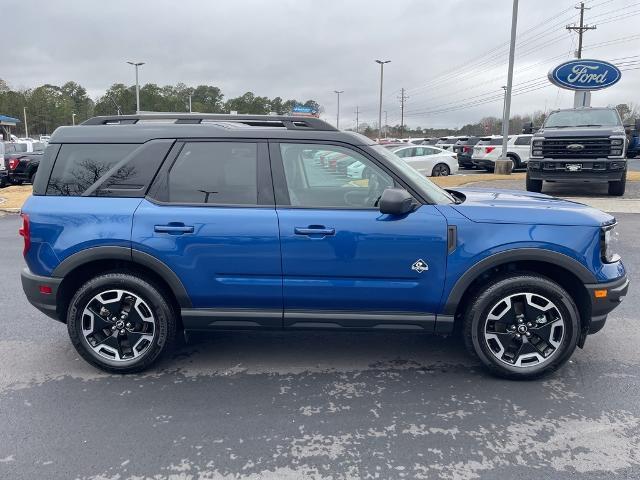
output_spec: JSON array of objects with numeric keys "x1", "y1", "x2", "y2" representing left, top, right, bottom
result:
[
  {"x1": 294, "y1": 226, "x2": 336, "y2": 236},
  {"x1": 154, "y1": 223, "x2": 194, "y2": 234}
]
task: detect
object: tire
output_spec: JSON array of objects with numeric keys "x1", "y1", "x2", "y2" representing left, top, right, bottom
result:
[
  {"x1": 463, "y1": 273, "x2": 580, "y2": 379},
  {"x1": 507, "y1": 154, "x2": 519, "y2": 171},
  {"x1": 432, "y1": 163, "x2": 450, "y2": 176},
  {"x1": 526, "y1": 171, "x2": 543, "y2": 193},
  {"x1": 0, "y1": 176, "x2": 6, "y2": 188},
  {"x1": 29, "y1": 171, "x2": 36, "y2": 185},
  {"x1": 608, "y1": 171, "x2": 626, "y2": 196},
  {"x1": 67, "y1": 272, "x2": 177, "y2": 374}
]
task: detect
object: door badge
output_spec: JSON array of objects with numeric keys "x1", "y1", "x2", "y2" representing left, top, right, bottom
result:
[{"x1": 411, "y1": 259, "x2": 429, "y2": 273}]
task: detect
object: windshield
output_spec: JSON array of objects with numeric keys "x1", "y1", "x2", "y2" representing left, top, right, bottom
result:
[
  {"x1": 544, "y1": 109, "x2": 622, "y2": 128},
  {"x1": 371, "y1": 145, "x2": 455, "y2": 204}
]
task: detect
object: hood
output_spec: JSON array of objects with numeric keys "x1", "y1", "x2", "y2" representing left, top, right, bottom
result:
[
  {"x1": 536, "y1": 125, "x2": 625, "y2": 138},
  {"x1": 449, "y1": 188, "x2": 613, "y2": 227}
]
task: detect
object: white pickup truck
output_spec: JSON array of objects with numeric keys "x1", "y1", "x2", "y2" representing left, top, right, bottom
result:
[{"x1": 471, "y1": 134, "x2": 532, "y2": 171}]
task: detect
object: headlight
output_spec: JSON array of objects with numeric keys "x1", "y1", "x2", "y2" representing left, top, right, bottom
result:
[
  {"x1": 610, "y1": 149, "x2": 622, "y2": 156},
  {"x1": 533, "y1": 139, "x2": 544, "y2": 147},
  {"x1": 601, "y1": 223, "x2": 620, "y2": 263},
  {"x1": 532, "y1": 149, "x2": 543, "y2": 156},
  {"x1": 610, "y1": 138, "x2": 624, "y2": 146}
]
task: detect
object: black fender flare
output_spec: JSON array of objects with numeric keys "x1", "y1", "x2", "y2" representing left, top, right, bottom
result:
[
  {"x1": 52, "y1": 246, "x2": 192, "y2": 308},
  {"x1": 442, "y1": 248, "x2": 596, "y2": 315}
]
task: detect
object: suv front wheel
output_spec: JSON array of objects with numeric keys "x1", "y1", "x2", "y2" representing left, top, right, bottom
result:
[
  {"x1": 608, "y1": 170, "x2": 626, "y2": 196},
  {"x1": 463, "y1": 274, "x2": 580, "y2": 379},
  {"x1": 67, "y1": 273, "x2": 177, "y2": 373},
  {"x1": 525, "y1": 171, "x2": 543, "y2": 193}
]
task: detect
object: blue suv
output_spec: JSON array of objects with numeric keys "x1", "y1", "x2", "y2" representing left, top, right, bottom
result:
[{"x1": 20, "y1": 114, "x2": 628, "y2": 378}]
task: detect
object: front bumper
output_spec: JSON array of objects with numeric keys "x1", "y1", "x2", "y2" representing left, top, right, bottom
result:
[
  {"x1": 584, "y1": 274, "x2": 629, "y2": 335},
  {"x1": 21, "y1": 268, "x2": 63, "y2": 321},
  {"x1": 528, "y1": 159, "x2": 626, "y2": 182}
]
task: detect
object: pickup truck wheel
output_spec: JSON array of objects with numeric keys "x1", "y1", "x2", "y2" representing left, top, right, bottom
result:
[
  {"x1": 67, "y1": 273, "x2": 176, "y2": 374},
  {"x1": 463, "y1": 274, "x2": 580, "y2": 379},
  {"x1": 526, "y1": 172, "x2": 543, "y2": 193},
  {"x1": 608, "y1": 172, "x2": 626, "y2": 196},
  {"x1": 29, "y1": 171, "x2": 36, "y2": 184}
]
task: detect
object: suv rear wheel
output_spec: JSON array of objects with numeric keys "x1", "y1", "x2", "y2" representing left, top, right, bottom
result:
[
  {"x1": 463, "y1": 274, "x2": 580, "y2": 379},
  {"x1": 525, "y1": 171, "x2": 543, "y2": 193},
  {"x1": 67, "y1": 273, "x2": 177, "y2": 373}
]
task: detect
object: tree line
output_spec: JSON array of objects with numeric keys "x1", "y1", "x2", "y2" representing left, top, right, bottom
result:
[
  {"x1": 356, "y1": 103, "x2": 638, "y2": 139},
  {"x1": 0, "y1": 78, "x2": 321, "y2": 135}
]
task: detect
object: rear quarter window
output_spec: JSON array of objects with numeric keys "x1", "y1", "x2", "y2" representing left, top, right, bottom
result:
[{"x1": 45, "y1": 141, "x2": 171, "y2": 197}]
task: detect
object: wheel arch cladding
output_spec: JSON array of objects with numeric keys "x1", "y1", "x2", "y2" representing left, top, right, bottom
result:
[
  {"x1": 445, "y1": 249, "x2": 595, "y2": 333},
  {"x1": 53, "y1": 247, "x2": 191, "y2": 323}
]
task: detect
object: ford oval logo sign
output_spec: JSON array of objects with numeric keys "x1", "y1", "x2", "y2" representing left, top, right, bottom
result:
[{"x1": 548, "y1": 59, "x2": 621, "y2": 91}]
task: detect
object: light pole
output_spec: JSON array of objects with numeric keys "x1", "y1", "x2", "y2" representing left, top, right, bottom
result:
[
  {"x1": 127, "y1": 61, "x2": 145, "y2": 114},
  {"x1": 497, "y1": 0, "x2": 518, "y2": 175},
  {"x1": 188, "y1": 94, "x2": 193, "y2": 113},
  {"x1": 375, "y1": 60, "x2": 390, "y2": 141},
  {"x1": 72, "y1": 113, "x2": 76, "y2": 126},
  {"x1": 334, "y1": 90, "x2": 344, "y2": 129}
]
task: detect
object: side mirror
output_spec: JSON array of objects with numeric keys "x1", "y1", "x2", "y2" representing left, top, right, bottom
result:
[{"x1": 379, "y1": 188, "x2": 415, "y2": 215}]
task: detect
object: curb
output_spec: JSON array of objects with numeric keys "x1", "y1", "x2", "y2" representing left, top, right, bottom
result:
[{"x1": 0, "y1": 196, "x2": 20, "y2": 214}]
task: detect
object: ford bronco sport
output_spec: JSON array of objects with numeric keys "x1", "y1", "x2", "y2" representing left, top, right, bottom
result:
[{"x1": 20, "y1": 114, "x2": 628, "y2": 379}]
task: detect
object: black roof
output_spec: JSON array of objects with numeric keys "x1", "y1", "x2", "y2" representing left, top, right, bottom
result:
[{"x1": 49, "y1": 114, "x2": 375, "y2": 145}]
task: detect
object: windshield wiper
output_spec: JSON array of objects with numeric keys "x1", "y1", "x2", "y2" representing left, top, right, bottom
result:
[
  {"x1": 576, "y1": 124, "x2": 602, "y2": 127},
  {"x1": 546, "y1": 125, "x2": 572, "y2": 128}
]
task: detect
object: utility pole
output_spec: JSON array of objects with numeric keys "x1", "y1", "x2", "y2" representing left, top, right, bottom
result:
[
  {"x1": 334, "y1": 90, "x2": 344, "y2": 129},
  {"x1": 398, "y1": 88, "x2": 408, "y2": 138},
  {"x1": 188, "y1": 94, "x2": 193, "y2": 113},
  {"x1": 375, "y1": 59, "x2": 391, "y2": 141},
  {"x1": 496, "y1": 0, "x2": 519, "y2": 175},
  {"x1": 23, "y1": 107, "x2": 28, "y2": 138},
  {"x1": 72, "y1": 113, "x2": 76, "y2": 126},
  {"x1": 355, "y1": 106, "x2": 360, "y2": 133},
  {"x1": 566, "y1": 2, "x2": 596, "y2": 107},
  {"x1": 127, "y1": 61, "x2": 145, "y2": 114}
]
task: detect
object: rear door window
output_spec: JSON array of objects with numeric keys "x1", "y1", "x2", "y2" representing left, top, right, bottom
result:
[
  {"x1": 514, "y1": 135, "x2": 532, "y2": 145},
  {"x1": 165, "y1": 142, "x2": 259, "y2": 205}
]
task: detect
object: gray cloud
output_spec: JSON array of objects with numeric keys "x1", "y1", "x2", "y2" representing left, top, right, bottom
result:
[{"x1": 4, "y1": 0, "x2": 639, "y2": 129}]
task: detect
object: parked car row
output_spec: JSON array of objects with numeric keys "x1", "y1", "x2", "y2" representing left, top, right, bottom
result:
[
  {"x1": 471, "y1": 134, "x2": 533, "y2": 171},
  {"x1": 0, "y1": 139, "x2": 45, "y2": 188}
]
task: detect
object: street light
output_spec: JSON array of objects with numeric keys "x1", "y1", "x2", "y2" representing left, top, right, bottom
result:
[
  {"x1": 72, "y1": 113, "x2": 76, "y2": 126},
  {"x1": 188, "y1": 94, "x2": 193, "y2": 113},
  {"x1": 375, "y1": 60, "x2": 391, "y2": 141},
  {"x1": 127, "y1": 61, "x2": 145, "y2": 114},
  {"x1": 334, "y1": 90, "x2": 344, "y2": 129}
]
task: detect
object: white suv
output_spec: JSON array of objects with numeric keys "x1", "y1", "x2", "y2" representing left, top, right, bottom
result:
[{"x1": 472, "y1": 134, "x2": 532, "y2": 171}]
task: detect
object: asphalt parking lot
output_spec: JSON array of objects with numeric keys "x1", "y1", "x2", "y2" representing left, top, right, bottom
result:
[{"x1": 1, "y1": 184, "x2": 639, "y2": 479}]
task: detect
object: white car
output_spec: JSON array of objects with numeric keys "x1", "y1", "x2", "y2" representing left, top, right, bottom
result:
[
  {"x1": 472, "y1": 134, "x2": 533, "y2": 171},
  {"x1": 388, "y1": 144, "x2": 459, "y2": 176},
  {"x1": 347, "y1": 160, "x2": 366, "y2": 179}
]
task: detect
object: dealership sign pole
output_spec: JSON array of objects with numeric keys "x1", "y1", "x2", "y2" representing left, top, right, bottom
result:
[{"x1": 548, "y1": 59, "x2": 621, "y2": 107}]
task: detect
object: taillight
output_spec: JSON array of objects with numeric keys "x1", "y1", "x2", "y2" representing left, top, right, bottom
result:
[
  {"x1": 485, "y1": 147, "x2": 496, "y2": 154},
  {"x1": 463, "y1": 146, "x2": 471, "y2": 153},
  {"x1": 19, "y1": 214, "x2": 30, "y2": 256},
  {"x1": 8, "y1": 159, "x2": 19, "y2": 170}
]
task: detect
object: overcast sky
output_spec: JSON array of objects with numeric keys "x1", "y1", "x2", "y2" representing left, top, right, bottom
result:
[{"x1": 5, "y1": 0, "x2": 640, "y2": 129}]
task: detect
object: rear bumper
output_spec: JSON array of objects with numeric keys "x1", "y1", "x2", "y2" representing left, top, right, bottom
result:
[
  {"x1": 457, "y1": 155, "x2": 474, "y2": 166},
  {"x1": 21, "y1": 268, "x2": 63, "y2": 322},
  {"x1": 472, "y1": 159, "x2": 495, "y2": 169},
  {"x1": 584, "y1": 275, "x2": 629, "y2": 334}
]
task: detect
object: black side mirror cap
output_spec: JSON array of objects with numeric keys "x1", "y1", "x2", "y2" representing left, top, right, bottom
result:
[{"x1": 379, "y1": 188, "x2": 415, "y2": 215}]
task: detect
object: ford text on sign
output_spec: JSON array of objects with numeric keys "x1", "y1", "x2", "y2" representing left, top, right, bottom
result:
[{"x1": 548, "y1": 59, "x2": 621, "y2": 91}]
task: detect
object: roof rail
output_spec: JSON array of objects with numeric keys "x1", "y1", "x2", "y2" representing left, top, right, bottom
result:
[{"x1": 81, "y1": 114, "x2": 337, "y2": 131}]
